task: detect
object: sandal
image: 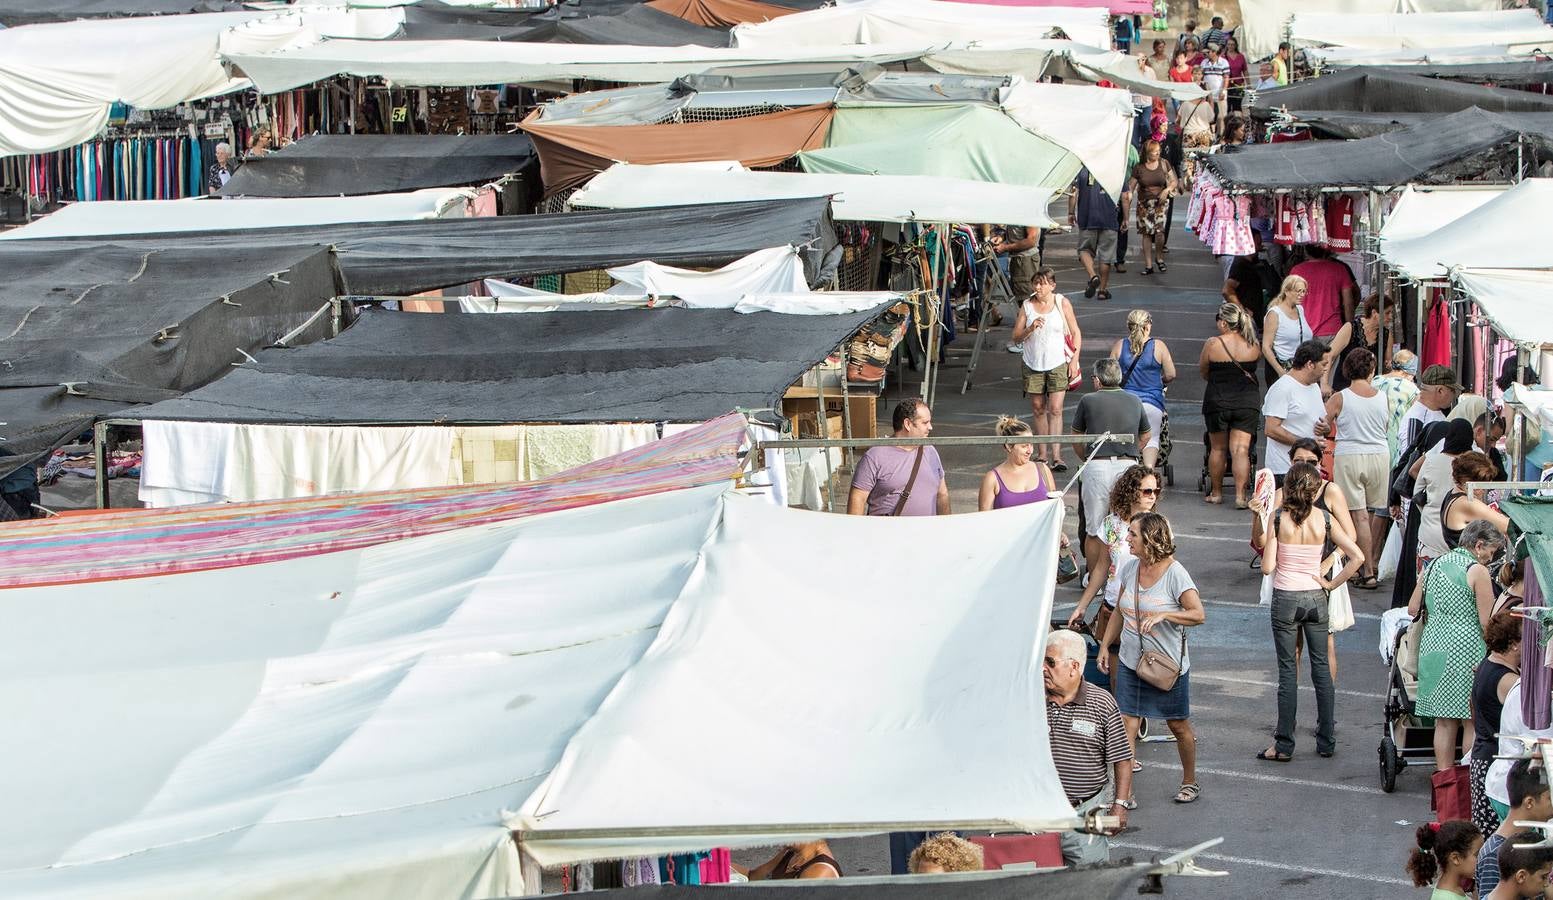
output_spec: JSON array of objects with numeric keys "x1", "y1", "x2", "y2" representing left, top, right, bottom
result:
[
  {"x1": 1255, "y1": 747, "x2": 1292, "y2": 763},
  {"x1": 1157, "y1": 262, "x2": 1168, "y2": 273},
  {"x1": 1204, "y1": 494, "x2": 1223, "y2": 505},
  {"x1": 1173, "y1": 783, "x2": 1201, "y2": 804},
  {"x1": 1142, "y1": 266, "x2": 1154, "y2": 275},
  {"x1": 1085, "y1": 275, "x2": 1101, "y2": 298},
  {"x1": 1353, "y1": 574, "x2": 1380, "y2": 590},
  {"x1": 1096, "y1": 290, "x2": 1112, "y2": 301},
  {"x1": 1132, "y1": 759, "x2": 1143, "y2": 773}
]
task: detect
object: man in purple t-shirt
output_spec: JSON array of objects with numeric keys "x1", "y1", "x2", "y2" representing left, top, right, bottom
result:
[{"x1": 848, "y1": 398, "x2": 950, "y2": 516}]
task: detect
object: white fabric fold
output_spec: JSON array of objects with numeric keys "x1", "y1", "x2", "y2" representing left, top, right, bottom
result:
[
  {"x1": 998, "y1": 77, "x2": 1134, "y2": 197},
  {"x1": 0, "y1": 190, "x2": 472, "y2": 240},
  {"x1": 570, "y1": 160, "x2": 1060, "y2": 225},
  {"x1": 733, "y1": 0, "x2": 1111, "y2": 55}
]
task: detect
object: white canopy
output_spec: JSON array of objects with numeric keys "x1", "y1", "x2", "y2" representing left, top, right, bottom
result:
[
  {"x1": 998, "y1": 77, "x2": 1133, "y2": 197},
  {"x1": 0, "y1": 8, "x2": 403, "y2": 157},
  {"x1": 517, "y1": 491, "x2": 1075, "y2": 865},
  {"x1": 732, "y1": 0, "x2": 1112, "y2": 54},
  {"x1": 224, "y1": 39, "x2": 929, "y2": 93},
  {"x1": 1289, "y1": 8, "x2": 1553, "y2": 51},
  {"x1": 0, "y1": 189, "x2": 473, "y2": 240},
  {"x1": 1376, "y1": 184, "x2": 1507, "y2": 245},
  {"x1": 1380, "y1": 178, "x2": 1553, "y2": 279},
  {"x1": 1452, "y1": 268, "x2": 1553, "y2": 348},
  {"x1": 1302, "y1": 44, "x2": 1538, "y2": 66},
  {"x1": 569, "y1": 161, "x2": 1059, "y2": 226},
  {"x1": 1235, "y1": 0, "x2": 1503, "y2": 58},
  {"x1": 0, "y1": 480, "x2": 1075, "y2": 894}
]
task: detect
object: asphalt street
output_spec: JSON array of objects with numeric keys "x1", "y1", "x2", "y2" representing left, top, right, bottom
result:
[{"x1": 781, "y1": 221, "x2": 1427, "y2": 898}]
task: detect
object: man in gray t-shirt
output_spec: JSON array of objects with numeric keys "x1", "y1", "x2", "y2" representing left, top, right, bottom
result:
[
  {"x1": 849, "y1": 398, "x2": 949, "y2": 516},
  {"x1": 1071, "y1": 358, "x2": 1151, "y2": 595}
]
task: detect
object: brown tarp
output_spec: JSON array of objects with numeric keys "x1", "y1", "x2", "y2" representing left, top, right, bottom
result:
[
  {"x1": 522, "y1": 104, "x2": 834, "y2": 192},
  {"x1": 647, "y1": 0, "x2": 800, "y2": 27}
]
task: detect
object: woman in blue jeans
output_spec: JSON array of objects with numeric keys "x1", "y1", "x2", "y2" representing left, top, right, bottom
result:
[{"x1": 1258, "y1": 462, "x2": 1364, "y2": 761}]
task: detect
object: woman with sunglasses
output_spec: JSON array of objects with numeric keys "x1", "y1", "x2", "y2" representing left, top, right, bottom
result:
[{"x1": 1068, "y1": 465, "x2": 1161, "y2": 633}]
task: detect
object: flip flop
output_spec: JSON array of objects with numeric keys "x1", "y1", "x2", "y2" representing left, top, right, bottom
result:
[
  {"x1": 1050, "y1": 461, "x2": 1069, "y2": 473},
  {"x1": 1255, "y1": 748, "x2": 1292, "y2": 762},
  {"x1": 1157, "y1": 262, "x2": 1168, "y2": 273},
  {"x1": 1353, "y1": 575, "x2": 1381, "y2": 590},
  {"x1": 1085, "y1": 275, "x2": 1101, "y2": 298}
]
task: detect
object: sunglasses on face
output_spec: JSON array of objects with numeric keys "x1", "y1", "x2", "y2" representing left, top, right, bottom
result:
[{"x1": 1139, "y1": 487, "x2": 1160, "y2": 496}]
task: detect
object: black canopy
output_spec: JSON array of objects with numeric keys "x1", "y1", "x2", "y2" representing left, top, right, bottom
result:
[
  {"x1": 1205, "y1": 107, "x2": 1553, "y2": 190},
  {"x1": 0, "y1": 244, "x2": 339, "y2": 475},
  {"x1": 10, "y1": 197, "x2": 838, "y2": 296},
  {"x1": 555, "y1": 5, "x2": 728, "y2": 46},
  {"x1": 220, "y1": 134, "x2": 537, "y2": 198},
  {"x1": 535, "y1": 864, "x2": 1149, "y2": 899},
  {"x1": 0, "y1": 0, "x2": 242, "y2": 26},
  {"x1": 1372, "y1": 61, "x2": 1553, "y2": 84},
  {"x1": 1250, "y1": 67, "x2": 1553, "y2": 138},
  {"x1": 127, "y1": 303, "x2": 887, "y2": 425},
  {"x1": 397, "y1": 0, "x2": 726, "y2": 45}
]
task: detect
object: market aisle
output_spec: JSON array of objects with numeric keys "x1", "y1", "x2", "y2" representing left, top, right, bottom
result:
[{"x1": 818, "y1": 220, "x2": 1427, "y2": 896}]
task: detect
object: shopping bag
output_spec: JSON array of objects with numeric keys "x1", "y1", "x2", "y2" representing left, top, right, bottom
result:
[
  {"x1": 1431, "y1": 764, "x2": 1473, "y2": 822},
  {"x1": 1377, "y1": 525, "x2": 1403, "y2": 582},
  {"x1": 1328, "y1": 556, "x2": 1355, "y2": 633},
  {"x1": 1259, "y1": 573, "x2": 1273, "y2": 607},
  {"x1": 967, "y1": 834, "x2": 1063, "y2": 870}
]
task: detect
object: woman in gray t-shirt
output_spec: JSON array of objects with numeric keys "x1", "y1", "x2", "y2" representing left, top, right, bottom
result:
[{"x1": 1099, "y1": 511, "x2": 1206, "y2": 805}]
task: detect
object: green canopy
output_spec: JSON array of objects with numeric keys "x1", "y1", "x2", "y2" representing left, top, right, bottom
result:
[
  {"x1": 1502, "y1": 496, "x2": 1553, "y2": 589},
  {"x1": 798, "y1": 104, "x2": 1081, "y2": 194}
]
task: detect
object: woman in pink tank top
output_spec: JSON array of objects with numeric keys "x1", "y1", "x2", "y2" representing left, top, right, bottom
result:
[{"x1": 1258, "y1": 463, "x2": 1364, "y2": 762}]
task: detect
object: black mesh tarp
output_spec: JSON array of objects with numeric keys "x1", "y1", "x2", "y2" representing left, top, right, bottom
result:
[
  {"x1": 11, "y1": 197, "x2": 837, "y2": 296},
  {"x1": 219, "y1": 134, "x2": 537, "y2": 198},
  {"x1": 1250, "y1": 67, "x2": 1553, "y2": 138},
  {"x1": 127, "y1": 303, "x2": 887, "y2": 425},
  {"x1": 1205, "y1": 107, "x2": 1553, "y2": 189},
  {"x1": 532, "y1": 864, "x2": 1149, "y2": 899},
  {"x1": 0, "y1": 245, "x2": 340, "y2": 474},
  {"x1": 556, "y1": 4, "x2": 728, "y2": 46},
  {"x1": 0, "y1": 0, "x2": 242, "y2": 26},
  {"x1": 1372, "y1": 61, "x2": 1553, "y2": 84}
]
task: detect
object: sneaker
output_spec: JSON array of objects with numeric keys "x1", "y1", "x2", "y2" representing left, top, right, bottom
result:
[{"x1": 1006, "y1": 342, "x2": 1023, "y2": 353}]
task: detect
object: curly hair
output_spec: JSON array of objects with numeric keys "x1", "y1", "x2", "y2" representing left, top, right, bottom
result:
[
  {"x1": 908, "y1": 833, "x2": 984, "y2": 874},
  {"x1": 1407, "y1": 820, "x2": 1480, "y2": 887},
  {"x1": 1108, "y1": 464, "x2": 1157, "y2": 520},
  {"x1": 1130, "y1": 511, "x2": 1176, "y2": 564}
]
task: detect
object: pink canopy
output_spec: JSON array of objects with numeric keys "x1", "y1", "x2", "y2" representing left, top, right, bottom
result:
[{"x1": 944, "y1": 0, "x2": 1153, "y2": 17}]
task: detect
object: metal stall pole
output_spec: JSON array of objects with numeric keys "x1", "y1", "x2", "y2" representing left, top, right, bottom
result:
[
  {"x1": 92, "y1": 420, "x2": 110, "y2": 510},
  {"x1": 815, "y1": 370, "x2": 836, "y2": 512}
]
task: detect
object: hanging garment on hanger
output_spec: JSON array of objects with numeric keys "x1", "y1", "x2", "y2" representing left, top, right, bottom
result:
[
  {"x1": 1325, "y1": 195, "x2": 1354, "y2": 251},
  {"x1": 1422, "y1": 295, "x2": 1452, "y2": 369},
  {"x1": 1308, "y1": 196, "x2": 1328, "y2": 246}
]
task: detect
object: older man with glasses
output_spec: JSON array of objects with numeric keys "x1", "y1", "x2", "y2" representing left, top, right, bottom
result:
[{"x1": 1044, "y1": 629, "x2": 1132, "y2": 866}]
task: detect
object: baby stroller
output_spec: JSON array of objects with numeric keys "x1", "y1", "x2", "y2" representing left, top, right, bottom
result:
[
  {"x1": 1197, "y1": 431, "x2": 1259, "y2": 496},
  {"x1": 1379, "y1": 612, "x2": 1450, "y2": 792}
]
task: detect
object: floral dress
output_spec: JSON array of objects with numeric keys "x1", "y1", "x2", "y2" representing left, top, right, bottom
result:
[{"x1": 1415, "y1": 548, "x2": 1487, "y2": 720}]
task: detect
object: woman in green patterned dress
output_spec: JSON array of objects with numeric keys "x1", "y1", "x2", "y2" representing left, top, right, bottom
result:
[{"x1": 1408, "y1": 519, "x2": 1507, "y2": 772}]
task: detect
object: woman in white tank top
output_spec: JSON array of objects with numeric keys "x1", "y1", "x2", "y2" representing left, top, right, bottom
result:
[
  {"x1": 1261, "y1": 274, "x2": 1311, "y2": 381},
  {"x1": 1012, "y1": 268, "x2": 1081, "y2": 471},
  {"x1": 1325, "y1": 346, "x2": 1389, "y2": 588}
]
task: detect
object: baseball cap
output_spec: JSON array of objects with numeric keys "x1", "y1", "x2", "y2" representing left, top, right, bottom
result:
[{"x1": 1420, "y1": 364, "x2": 1462, "y2": 391}]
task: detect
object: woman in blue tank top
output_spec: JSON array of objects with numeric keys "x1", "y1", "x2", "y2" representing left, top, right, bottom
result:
[{"x1": 1110, "y1": 309, "x2": 1176, "y2": 469}]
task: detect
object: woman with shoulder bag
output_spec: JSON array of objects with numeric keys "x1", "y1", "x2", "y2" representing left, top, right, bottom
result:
[
  {"x1": 1257, "y1": 462, "x2": 1363, "y2": 762},
  {"x1": 1099, "y1": 511, "x2": 1206, "y2": 805}
]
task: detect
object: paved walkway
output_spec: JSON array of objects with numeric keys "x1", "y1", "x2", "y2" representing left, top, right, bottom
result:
[{"x1": 783, "y1": 220, "x2": 1426, "y2": 896}]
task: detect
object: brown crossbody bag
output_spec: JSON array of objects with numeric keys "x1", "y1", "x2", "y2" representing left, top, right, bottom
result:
[{"x1": 1128, "y1": 568, "x2": 1187, "y2": 692}]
